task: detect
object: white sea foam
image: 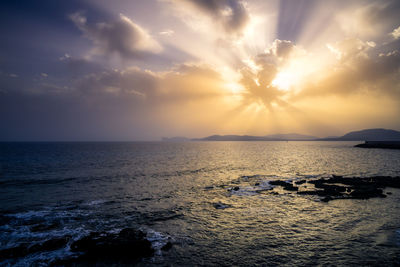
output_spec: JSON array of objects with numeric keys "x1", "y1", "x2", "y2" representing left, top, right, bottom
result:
[
  {"x1": 144, "y1": 228, "x2": 172, "y2": 256},
  {"x1": 229, "y1": 181, "x2": 274, "y2": 196},
  {"x1": 85, "y1": 199, "x2": 107, "y2": 206}
]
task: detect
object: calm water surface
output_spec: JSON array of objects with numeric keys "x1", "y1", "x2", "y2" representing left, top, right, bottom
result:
[{"x1": 0, "y1": 141, "x2": 400, "y2": 265}]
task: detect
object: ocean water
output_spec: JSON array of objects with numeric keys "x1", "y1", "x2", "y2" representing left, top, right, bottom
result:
[{"x1": 0, "y1": 141, "x2": 400, "y2": 266}]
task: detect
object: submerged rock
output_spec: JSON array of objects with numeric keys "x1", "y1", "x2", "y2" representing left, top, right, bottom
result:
[
  {"x1": 0, "y1": 244, "x2": 30, "y2": 260},
  {"x1": 227, "y1": 186, "x2": 240, "y2": 192},
  {"x1": 213, "y1": 202, "x2": 232, "y2": 209},
  {"x1": 0, "y1": 236, "x2": 70, "y2": 260},
  {"x1": 293, "y1": 175, "x2": 400, "y2": 202},
  {"x1": 68, "y1": 228, "x2": 154, "y2": 264},
  {"x1": 269, "y1": 180, "x2": 298, "y2": 191},
  {"x1": 161, "y1": 241, "x2": 173, "y2": 251},
  {"x1": 355, "y1": 141, "x2": 400, "y2": 149}
]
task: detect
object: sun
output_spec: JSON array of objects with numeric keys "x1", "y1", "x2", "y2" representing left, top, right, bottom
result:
[{"x1": 272, "y1": 71, "x2": 293, "y2": 91}]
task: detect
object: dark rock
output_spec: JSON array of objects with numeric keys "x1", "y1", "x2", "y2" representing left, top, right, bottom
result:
[
  {"x1": 321, "y1": 196, "x2": 333, "y2": 202},
  {"x1": 29, "y1": 236, "x2": 71, "y2": 254},
  {"x1": 269, "y1": 180, "x2": 298, "y2": 191},
  {"x1": 69, "y1": 228, "x2": 154, "y2": 264},
  {"x1": 297, "y1": 191, "x2": 322, "y2": 196},
  {"x1": 30, "y1": 222, "x2": 60, "y2": 232},
  {"x1": 349, "y1": 187, "x2": 385, "y2": 199},
  {"x1": 355, "y1": 141, "x2": 400, "y2": 149},
  {"x1": 295, "y1": 180, "x2": 307, "y2": 185},
  {"x1": 269, "y1": 180, "x2": 289, "y2": 186},
  {"x1": 233, "y1": 186, "x2": 240, "y2": 191},
  {"x1": 254, "y1": 183, "x2": 260, "y2": 186},
  {"x1": 0, "y1": 236, "x2": 70, "y2": 261},
  {"x1": 284, "y1": 184, "x2": 298, "y2": 191},
  {"x1": 0, "y1": 215, "x2": 12, "y2": 226},
  {"x1": 294, "y1": 175, "x2": 400, "y2": 202},
  {"x1": 213, "y1": 202, "x2": 231, "y2": 209},
  {"x1": 0, "y1": 244, "x2": 29, "y2": 260},
  {"x1": 161, "y1": 241, "x2": 173, "y2": 251}
]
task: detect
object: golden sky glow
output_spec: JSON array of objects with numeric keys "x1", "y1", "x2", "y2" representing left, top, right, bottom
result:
[{"x1": 1, "y1": 0, "x2": 400, "y2": 140}]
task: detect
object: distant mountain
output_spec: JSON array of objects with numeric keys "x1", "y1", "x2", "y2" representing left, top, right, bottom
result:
[
  {"x1": 265, "y1": 133, "x2": 317, "y2": 140},
  {"x1": 164, "y1": 128, "x2": 400, "y2": 142},
  {"x1": 162, "y1": 136, "x2": 190, "y2": 142},
  {"x1": 320, "y1": 128, "x2": 400, "y2": 141},
  {"x1": 192, "y1": 133, "x2": 317, "y2": 141},
  {"x1": 192, "y1": 135, "x2": 271, "y2": 141}
]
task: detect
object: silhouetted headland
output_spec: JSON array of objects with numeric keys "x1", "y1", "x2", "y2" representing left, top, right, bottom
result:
[
  {"x1": 320, "y1": 128, "x2": 400, "y2": 141},
  {"x1": 163, "y1": 128, "x2": 400, "y2": 142},
  {"x1": 355, "y1": 141, "x2": 400, "y2": 149}
]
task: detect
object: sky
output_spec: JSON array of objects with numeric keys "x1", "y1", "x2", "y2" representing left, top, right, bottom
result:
[{"x1": 0, "y1": 0, "x2": 399, "y2": 141}]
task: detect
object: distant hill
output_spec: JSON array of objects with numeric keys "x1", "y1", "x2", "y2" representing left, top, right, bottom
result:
[
  {"x1": 265, "y1": 133, "x2": 317, "y2": 140},
  {"x1": 191, "y1": 135, "x2": 271, "y2": 141},
  {"x1": 192, "y1": 133, "x2": 317, "y2": 141},
  {"x1": 162, "y1": 136, "x2": 190, "y2": 142},
  {"x1": 162, "y1": 128, "x2": 400, "y2": 142},
  {"x1": 320, "y1": 128, "x2": 400, "y2": 141}
]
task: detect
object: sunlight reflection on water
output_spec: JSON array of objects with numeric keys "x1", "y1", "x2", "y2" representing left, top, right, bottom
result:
[{"x1": 0, "y1": 141, "x2": 400, "y2": 265}]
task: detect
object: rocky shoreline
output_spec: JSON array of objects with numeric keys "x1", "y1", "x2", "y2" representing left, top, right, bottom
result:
[
  {"x1": 221, "y1": 174, "x2": 400, "y2": 203},
  {"x1": 267, "y1": 175, "x2": 400, "y2": 202},
  {"x1": 0, "y1": 228, "x2": 170, "y2": 266},
  {"x1": 355, "y1": 141, "x2": 400, "y2": 149}
]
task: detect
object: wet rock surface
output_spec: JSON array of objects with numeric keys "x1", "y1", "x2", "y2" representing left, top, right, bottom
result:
[
  {"x1": 0, "y1": 236, "x2": 71, "y2": 260},
  {"x1": 62, "y1": 228, "x2": 154, "y2": 265},
  {"x1": 210, "y1": 175, "x2": 399, "y2": 202},
  {"x1": 0, "y1": 228, "x2": 154, "y2": 265},
  {"x1": 213, "y1": 202, "x2": 232, "y2": 209},
  {"x1": 285, "y1": 175, "x2": 400, "y2": 202},
  {"x1": 355, "y1": 142, "x2": 400, "y2": 149},
  {"x1": 269, "y1": 180, "x2": 299, "y2": 191}
]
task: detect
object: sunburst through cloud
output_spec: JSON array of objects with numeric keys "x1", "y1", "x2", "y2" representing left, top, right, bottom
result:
[{"x1": 1, "y1": 1, "x2": 400, "y2": 266}]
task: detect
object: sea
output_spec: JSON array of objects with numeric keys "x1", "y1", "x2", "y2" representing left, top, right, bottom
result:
[{"x1": 0, "y1": 141, "x2": 400, "y2": 266}]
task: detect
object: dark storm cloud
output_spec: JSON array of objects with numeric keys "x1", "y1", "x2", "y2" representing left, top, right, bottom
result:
[
  {"x1": 70, "y1": 12, "x2": 162, "y2": 59},
  {"x1": 173, "y1": 0, "x2": 250, "y2": 34},
  {"x1": 0, "y1": 0, "x2": 108, "y2": 85},
  {"x1": 0, "y1": 62, "x2": 226, "y2": 141}
]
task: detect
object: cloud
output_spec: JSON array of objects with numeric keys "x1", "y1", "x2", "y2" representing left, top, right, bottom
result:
[
  {"x1": 169, "y1": 0, "x2": 250, "y2": 35},
  {"x1": 70, "y1": 12, "x2": 162, "y2": 58},
  {"x1": 159, "y1": 29, "x2": 175, "y2": 36},
  {"x1": 0, "y1": 62, "x2": 234, "y2": 140},
  {"x1": 391, "y1": 26, "x2": 400, "y2": 39},
  {"x1": 59, "y1": 53, "x2": 71, "y2": 61},
  {"x1": 238, "y1": 39, "x2": 305, "y2": 109},
  {"x1": 296, "y1": 38, "x2": 400, "y2": 98},
  {"x1": 269, "y1": 39, "x2": 296, "y2": 59},
  {"x1": 326, "y1": 38, "x2": 375, "y2": 60},
  {"x1": 74, "y1": 63, "x2": 225, "y2": 104},
  {"x1": 337, "y1": 0, "x2": 400, "y2": 39}
]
